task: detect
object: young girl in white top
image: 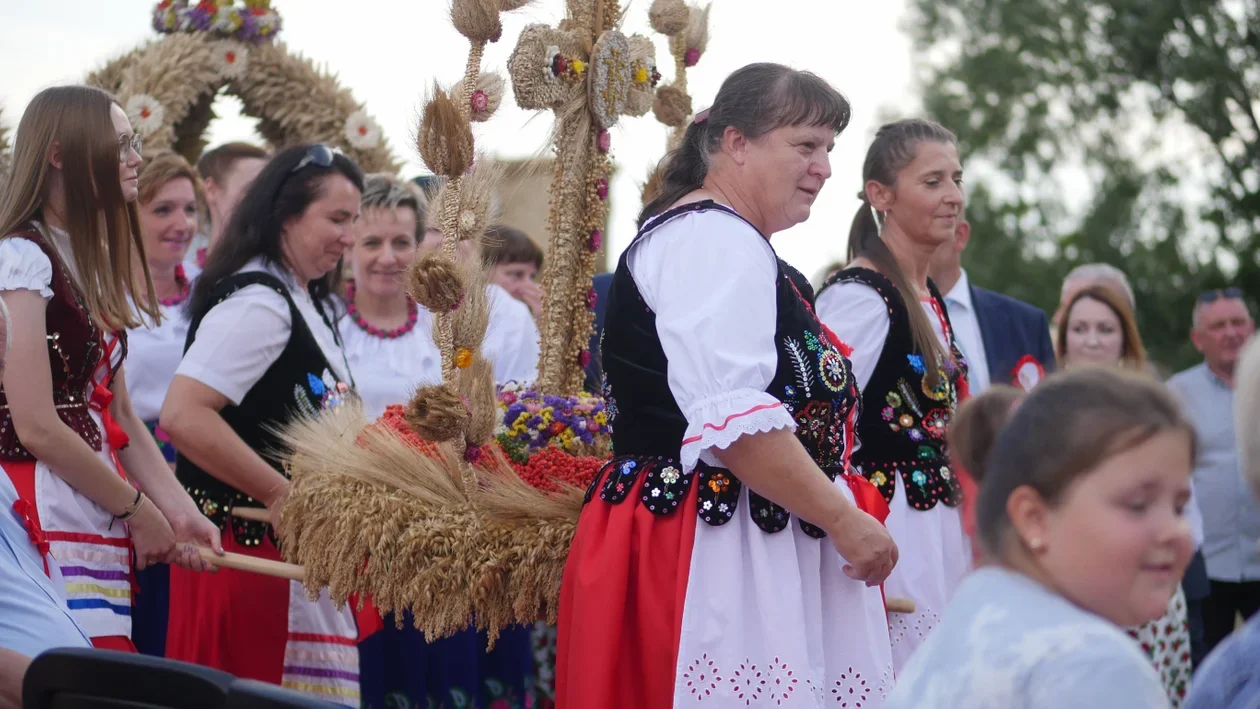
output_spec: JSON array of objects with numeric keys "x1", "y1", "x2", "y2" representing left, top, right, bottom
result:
[
  {"x1": 888, "y1": 366, "x2": 1195, "y2": 708},
  {"x1": 0, "y1": 85, "x2": 220, "y2": 652}
]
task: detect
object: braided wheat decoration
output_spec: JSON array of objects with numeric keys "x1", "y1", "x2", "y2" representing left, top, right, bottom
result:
[
  {"x1": 642, "y1": 0, "x2": 712, "y2": 204},
  {"x1": 86, "y1": 1, "x2": 398, "y2": 171},
  {"x1": 507, "y1": 0, "x2": 661, "y2": 396}
]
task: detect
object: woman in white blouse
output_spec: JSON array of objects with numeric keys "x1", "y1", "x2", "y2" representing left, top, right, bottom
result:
[
  {"x1": 556, "y1": 63, "x2": 897, "y2": 708},
  {"x1": 343, "y1": 173, "x2": 537, "y2": 709},
  {"x1": 344, "y1": 175, "x2": 539, "y2": 420},
  {"x1": 125, "y1": 152, "x2": 210, "y2": 658},
  {"x1": 127, "y1": 153, "x2": 207, "y2": 465},
  {"x1": 815, "y1": 119, "x2": 972, "y2": 670},
  {"x1": 0, "y1": 85, "x2": 220, "y2": 651},
  {"x1": 160, "y1": 144, "x2": 362, "y2": 704}
]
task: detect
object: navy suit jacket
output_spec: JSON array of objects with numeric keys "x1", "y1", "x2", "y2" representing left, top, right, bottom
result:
[
  {"x1": 969, "y1": 285, "x2": 1058, "y2": 386},
  {"x1": 583, "y1": 272, "x2": 615, "y2": 391}
]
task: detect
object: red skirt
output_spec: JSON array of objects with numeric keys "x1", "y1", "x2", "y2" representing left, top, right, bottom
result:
[
  {"x1": 166, "y1": 527, "x2": 361, "y2": 705},
  {"x1": 166, "y1": 530, "x2": 290, "y2": 680},
  {"x1": 554, "y1": 465, "x2": 698, "y2": 709}
]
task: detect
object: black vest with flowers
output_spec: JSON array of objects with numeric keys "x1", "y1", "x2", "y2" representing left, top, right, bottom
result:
[
  {"x1": 588, "y1": 202, "x2": 861, "y2": 537},
  {"x1": 175, "y1": 272, "x2": 352, "y2": 547},
  {"x1": 817, "y1": 267, "x2": 966, "y2": 511}
]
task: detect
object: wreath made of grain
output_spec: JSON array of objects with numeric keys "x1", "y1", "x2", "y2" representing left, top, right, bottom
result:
[{"x1": 85, "y1": 33, "x2": 398, "y2": 173}]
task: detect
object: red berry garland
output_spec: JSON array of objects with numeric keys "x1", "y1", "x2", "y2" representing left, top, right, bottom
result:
[
  {"x1": 510, "y1": 446, "x2": 604, "y2": 493},
  {"x1": 367, "y1": 406, "x2": 603, "y2": 495}
]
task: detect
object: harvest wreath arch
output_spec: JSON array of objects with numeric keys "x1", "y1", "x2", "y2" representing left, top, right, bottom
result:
[{"x1": 86, "y1": 0, "x2": 398, "y2": 173}]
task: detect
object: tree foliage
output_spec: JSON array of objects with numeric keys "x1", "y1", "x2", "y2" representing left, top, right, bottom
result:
[{"x1": 905, "y1": 0, "x2": 1259, "y2": 370}]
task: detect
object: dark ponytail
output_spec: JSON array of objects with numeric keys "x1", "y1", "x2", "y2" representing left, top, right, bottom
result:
[
  {"x1": 636, "y1": 62, "x2": 852, "y2": 226},
  {"x1": 639, "y1": 120, "x2": 711, "y2": 227},
  {"x1": 850, "y1": 119, "x2": 959, "y2": 384}
]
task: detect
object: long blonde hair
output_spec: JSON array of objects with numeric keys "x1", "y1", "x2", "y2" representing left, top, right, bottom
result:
[{"x1": 0, "y1": 85, "x2": 157, "y2": 330}]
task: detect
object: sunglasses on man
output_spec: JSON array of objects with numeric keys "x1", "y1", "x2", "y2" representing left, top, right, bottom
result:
[{"x1": 1197, "y1": 287, "x2": 1243, "y2": 304}]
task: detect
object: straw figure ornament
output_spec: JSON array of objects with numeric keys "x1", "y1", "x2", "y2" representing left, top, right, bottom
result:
[
  {"x1": 507, "y1": 0, "x2": 662, "y2": 397},
  {"x1": 86, "y1": 0, "x2": 398, "y2": 171},
  {"x1": 642, "y1": 0, "x2": 711, "y2": 204},
  {"x1": 272, "y1": 0, "x2": 592, "y2": 644}
]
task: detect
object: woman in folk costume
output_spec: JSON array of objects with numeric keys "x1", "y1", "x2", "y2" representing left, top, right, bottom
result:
[
  {"x1": 0, "y1": 85, "x2": 221, "y2": 651},
  {"x1": 556, "y1": 63, "x2": 899, "y2": 708},
  {"x1": 160, "y1": 144, "x2": 362, "y2": 705},
  {"x1": 124, "y1": 152, "x2": 209, "y2": 657},
  {"x1": 341, "y1": 174, "x2": 536, "y2": 709},
  {"x1": 815, "y1": 119, "x2": 972, "y2": 670}
]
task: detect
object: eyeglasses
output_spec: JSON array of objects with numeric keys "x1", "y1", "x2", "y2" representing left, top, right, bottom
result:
[
  {"x1": 292, "y1": 144, "x2": 342, "y2": 173},
  {"x1": 118, "y1": 134, "x2": 143, "y2": 162},
  {"x1": 1197, "y1": 287, "x2": 1243, "y2": 304}
]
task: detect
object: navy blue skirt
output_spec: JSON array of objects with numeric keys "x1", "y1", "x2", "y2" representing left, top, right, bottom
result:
[{"x1": 359, "y1": 612, "x2": 534, "y2": 709}]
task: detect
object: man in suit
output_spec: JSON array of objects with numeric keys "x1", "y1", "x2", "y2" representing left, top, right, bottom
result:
[{"x1": 928, "y1": 218, "x2": 1057, "y2": 394}]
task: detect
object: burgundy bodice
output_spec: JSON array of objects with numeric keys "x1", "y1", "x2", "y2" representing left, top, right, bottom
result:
[{"x1": 0, "y1": 224, "x2": 126, "y2": 461}]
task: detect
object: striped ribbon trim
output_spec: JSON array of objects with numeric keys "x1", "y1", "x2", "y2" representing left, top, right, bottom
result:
[
  {"x1": 60, "y1": 566, "x2": 129, "y2": 581},
  {"x1": 64, "y1": 583, "x2": 130, "y2": 599},
  {"x1": 279, "y1": 681, "x2": 360, "y2": 700},
  {"x1": 67, "y1": 598, "x2": 131, "y2": 616}
]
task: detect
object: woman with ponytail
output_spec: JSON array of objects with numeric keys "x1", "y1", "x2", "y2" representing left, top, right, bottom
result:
[
  {"x1": 815, "y1": 119, "x2": 970, "y2": 670},
  {"x1": 556, "y1": 63, "x2": 899, "y2": 707}
]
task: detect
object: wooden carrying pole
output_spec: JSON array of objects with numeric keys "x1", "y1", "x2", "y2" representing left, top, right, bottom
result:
[
  {"x1": 184, "y1": 507, "x2": 307, "y2": 582},
  {"x1": 227, "y1": 507, "x2": 913, "y2": 610}
]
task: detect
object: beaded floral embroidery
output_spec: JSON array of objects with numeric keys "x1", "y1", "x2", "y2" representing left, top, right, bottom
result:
[{"x1": 293, "y1": 369, "x2": 350, "y2": 417}]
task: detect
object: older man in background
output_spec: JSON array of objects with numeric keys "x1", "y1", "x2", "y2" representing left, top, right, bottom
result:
[
  {"x1": 1183, "y1": 334, "x2": 1260, "y2": 707},
  {"x1": 1169, "y1": 288, "x2": 1258, "y2": 660}
]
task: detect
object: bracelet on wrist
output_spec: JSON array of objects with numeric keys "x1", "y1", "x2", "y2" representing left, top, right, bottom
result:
[{"x1": 109, "y1": 490, "x2": 146, "y2": 530}]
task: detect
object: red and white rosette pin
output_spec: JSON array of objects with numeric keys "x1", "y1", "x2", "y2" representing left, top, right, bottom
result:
[{"x1": 1012, "y1": 355, "x2": 1045, "y2": 392}]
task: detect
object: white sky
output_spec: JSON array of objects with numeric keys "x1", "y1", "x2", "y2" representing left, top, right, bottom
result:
[{"x1": 0, "y1": 0, "x2": 916, "y2": 276}]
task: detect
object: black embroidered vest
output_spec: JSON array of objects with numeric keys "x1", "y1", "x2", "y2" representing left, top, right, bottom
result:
[
  {"x1": 588, "y1": 202, "x2": 860, "y2": 537},
  {"x1": 176, "y1": 272, "x2": 352, "y2": 547},
  {"x1": 0, "y1": 226, "x2": 125, "y2": 461},
  {"x1": 818, "y1": 267, "x2": 966, "y2": 511}
]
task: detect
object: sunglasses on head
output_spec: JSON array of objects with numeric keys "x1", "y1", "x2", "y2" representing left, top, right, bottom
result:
[
  {"x1": 1197, "y1": 287, "x2": 1243, "y2": 304},
  {"x1": 291, "y1": 143, "x2": 342, "y2": 173}
]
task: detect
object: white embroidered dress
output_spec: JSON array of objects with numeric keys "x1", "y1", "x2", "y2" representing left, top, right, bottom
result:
[
  {"x1": 817, "y1": 282, "x2": 973, "y2": 671},
  {"x1": 630, "y1": 209, "x2": 895, "y2": 706}
]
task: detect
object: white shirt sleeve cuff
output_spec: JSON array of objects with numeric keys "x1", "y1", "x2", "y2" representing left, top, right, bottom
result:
[
  {"x1": 679, "y1": 388, "x2": 797, "y2": 474},
  {"x1": 0, "y1": 239, "x2": 54, "y2": 299}
]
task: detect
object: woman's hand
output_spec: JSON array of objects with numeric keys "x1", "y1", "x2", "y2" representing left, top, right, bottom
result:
[
  {"x1": 827, "y1": 504, "x2": 898, "y2": 586},
  {"x1": 166, "y1": 507, "x2": 223, "y2": 572},
  {"x1": 127, "y1": 498, "x2": 176, "y2": 571}
]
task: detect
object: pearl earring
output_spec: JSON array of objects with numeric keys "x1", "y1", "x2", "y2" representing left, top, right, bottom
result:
[{"x1": 1028, "y1": 538, "x2": 1046, "y2": 552}]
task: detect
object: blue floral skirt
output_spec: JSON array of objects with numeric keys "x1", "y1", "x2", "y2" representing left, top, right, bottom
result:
[{"x1": 359, "y1": 612, "x2": 534, "y2": 709}]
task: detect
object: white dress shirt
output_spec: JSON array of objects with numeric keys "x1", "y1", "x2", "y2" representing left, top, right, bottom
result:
[{"x1": 941, "y1": 269, "x2": 992, "y2": 395}]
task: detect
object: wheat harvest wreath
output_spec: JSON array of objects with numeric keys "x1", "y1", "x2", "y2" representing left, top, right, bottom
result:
[{"x1": 80, "y1": 0, "x2": 398, "y2": 172}]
